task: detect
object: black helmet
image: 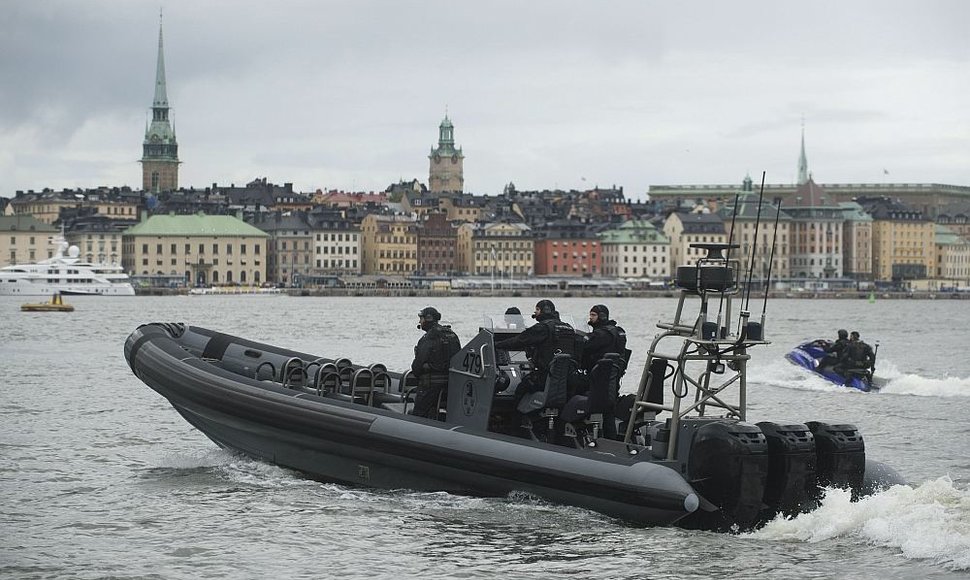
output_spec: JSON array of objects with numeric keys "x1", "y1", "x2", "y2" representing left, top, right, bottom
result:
[
  {"x1": 590, "y1": 304, "x2": 609, "y2": 320},
  {"x1": 837, "y1": 329, "x2": 848, "y2": 339},
  {"x1": 418, "y1": 307, "x2": 441, "y2": 323},
  {"x1": 534, "y1": 299, "x2": 556, "y2": 318},
  {"x1": 504, "y1": 307, "x2": 521, "y2": 316}
]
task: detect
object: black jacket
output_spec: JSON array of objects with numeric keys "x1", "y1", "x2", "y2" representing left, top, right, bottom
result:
[
  {"x1": 411, "y1": 323, "x2": 462, "y2": 376},
  {"x1": 582, "y1": 320, "x2": 627, "y2": 371},
  {"x1": 844, "y1": 339, "x2": 875, "y2": 369},
  {"x1": 494, "y1": 312, "x2": 577, "y2": 370}
]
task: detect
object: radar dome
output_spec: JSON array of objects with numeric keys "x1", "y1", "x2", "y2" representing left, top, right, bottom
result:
[{"x1": 68, "y1": 245, "x2": 80, "y2": 258}]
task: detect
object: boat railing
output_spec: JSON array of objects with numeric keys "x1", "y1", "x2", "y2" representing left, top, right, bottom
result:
[{"x1": 623, "y1": 242, "x2": 770, "y2": 460}]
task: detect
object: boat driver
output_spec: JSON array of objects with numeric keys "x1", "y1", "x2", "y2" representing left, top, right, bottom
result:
[
  {"x1": 409, "y1": 307, "x2": 462, "y2": 419},
  {"x1": 493, "y1": 300, "x2": 579, "y2": 401},
  {"x1": 818, "y1": 329, "x2": 849, "y2": 371}
]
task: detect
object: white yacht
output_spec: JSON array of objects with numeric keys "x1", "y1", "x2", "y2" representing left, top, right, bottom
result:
[{"x1": 0, "y1": 236, "x2": 135, "y2": 296}]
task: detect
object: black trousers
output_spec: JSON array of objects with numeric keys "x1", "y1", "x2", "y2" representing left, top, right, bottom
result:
[{"x1": 411, "y1": 374, "x2": 449, "y2": 418}]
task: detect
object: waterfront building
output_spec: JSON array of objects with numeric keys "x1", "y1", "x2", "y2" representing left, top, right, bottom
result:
[
  {"x1": 252, "y1": 212, "x2": 315, "y2": 286},
  {"x1": 141, "y1": 16, "x2": 179, "y2": 193},
  {"x1": 122, "y1": 213, "x2": 268, "y2": 286},
  {"x1": 428, "y1": 115, "x2": 464, "y2": 194},
  {"x1": 457, "y1": 221, "x2": 534, "y2": 277},
  {"x1": 599, "y1": 220, "x2": 670, "y2": 279},
  {"x1": 839, "y1": 202, "x2": 874, "y2": 281},
  {"x1": 717, "y1": 185, "x2": 792, "y2": 282},
  {"x1": 60, "y1": 210, "x2": 136, "y2": 266},
  {"x1": 933, "y1": 225, "x2": 970, "y2": 288},
  {"x1": 0, "y1": 215, "x2": 59, "y2": 267},
  {"x1": 309, "y1": 209, "x2": 361, "y2": 277},
  {"x1": 533, "y1": 220, "x2": 602, "y2": 276},
  {"x1": 663, "y1": 211, "x2": 727, "y2": 270},
  {"x1": 417, "y1": 211, "x2": 458, "y2": 275},
  {"x1": 360, "y1": 214, "x2": 418, "y2": 275},
  {"x1": 859, "y1": 197, "x2": 935, "y2": 283},
  {"x1": 784, "y1": 178, "x2": 844, "y2": 279}
]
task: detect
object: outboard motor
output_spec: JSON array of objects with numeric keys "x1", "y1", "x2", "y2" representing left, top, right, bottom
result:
[
  {"x1": 756, "y1": 422, "x2": 817, "y2": 519},
  {"x1": 682, "y1": 420, "x2": 769, "y2": 532},
  {"x1": 807, "y1": 421, "x2": 866, "y2": 500}
]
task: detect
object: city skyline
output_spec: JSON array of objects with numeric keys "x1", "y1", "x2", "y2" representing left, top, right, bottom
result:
[{"x1": 2, "y1": 1, "x2": 968, "y2": 199}]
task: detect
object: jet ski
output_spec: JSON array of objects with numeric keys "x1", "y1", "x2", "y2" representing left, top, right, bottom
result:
[{"x1": 785, "y1": 339, "x2": 883, "y2": 392}]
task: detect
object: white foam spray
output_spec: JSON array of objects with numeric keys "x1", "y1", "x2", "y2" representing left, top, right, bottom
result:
[{"x1": 747, "y1": 478, "x2": 970, "y2": 570}]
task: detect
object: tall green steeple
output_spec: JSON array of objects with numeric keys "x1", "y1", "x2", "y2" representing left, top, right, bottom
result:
[
  {"x1": 428, "y1": 113, "x2": 464, "y2": 193},
  {"x1": 141, "y1": 10, "x2": 179, "y2": 193}
]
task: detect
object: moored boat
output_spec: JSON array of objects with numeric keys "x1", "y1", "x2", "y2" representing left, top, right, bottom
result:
[
  {"x1": 126, "y1": 242, "x2": 904, "y2": 531},
  {"x1": 0, "y1": 234, "x2": 134, "y2": 296}
]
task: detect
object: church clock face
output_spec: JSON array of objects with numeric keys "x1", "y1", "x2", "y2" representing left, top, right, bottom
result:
[{"x1": 150, "y1": 134, "x2": 161, "y2": 143}]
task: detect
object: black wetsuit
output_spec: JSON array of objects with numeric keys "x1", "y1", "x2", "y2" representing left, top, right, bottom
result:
[{"x1": 410, "y1": 323, "x2": 461, "y2": 418}]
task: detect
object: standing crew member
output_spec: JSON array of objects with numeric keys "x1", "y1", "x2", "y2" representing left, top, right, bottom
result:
[
  {"x1": 410, "y1": 307, "x2": 462, "y2": 419},
  {"x1": 842, "y1": 331, "x2": 876, "y2": 374}
]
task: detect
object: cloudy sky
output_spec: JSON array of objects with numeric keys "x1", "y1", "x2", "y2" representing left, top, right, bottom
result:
[{"x1": 2, "y1": 1, "x2": 967, "y2": 200}]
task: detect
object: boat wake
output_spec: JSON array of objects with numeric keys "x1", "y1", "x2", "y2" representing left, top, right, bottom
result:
[
  {"x1": 761, "y1": 358, "x2": 970, "y2": 398},
  {"x1": 746, "y1": 477, "x2": 970, "y2": 571}
]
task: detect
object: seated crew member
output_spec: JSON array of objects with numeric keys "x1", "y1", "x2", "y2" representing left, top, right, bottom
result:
[
  {"x1": 581, "y1": 304, "x2": 627, "y2": 373},
  {"x1": 409, "y1": 307, "x2": 462, "y2": 419},
  {"x1": 818, "y1": 329, "x2": 849, "y2": 370},
  {"x1": 840, "y1": 331, "x2": 875, "y2": 376},
  {"x1": 493, "y1": 299, "x2": 578, "y2": 399}
]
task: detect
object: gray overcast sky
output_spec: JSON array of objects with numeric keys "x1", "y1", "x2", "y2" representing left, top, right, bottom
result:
[{"x1": 1, "y1": 1, "x2": 968, "y2": 199}]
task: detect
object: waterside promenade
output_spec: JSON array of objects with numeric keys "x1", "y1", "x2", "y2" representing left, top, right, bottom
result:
[{"x1": 134, "y1": 287, "x2": 970, "y2": 300}]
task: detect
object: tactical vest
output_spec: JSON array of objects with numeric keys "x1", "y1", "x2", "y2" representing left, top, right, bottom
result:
[
  {"x1": 427, "y1": 326, "x2": 461, "y2": 373},
  {"x1": 535, "y1": 319, "x2": 578, "y2": 369}
]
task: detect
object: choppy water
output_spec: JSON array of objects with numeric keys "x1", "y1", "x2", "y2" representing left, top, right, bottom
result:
[{"x1": 2, "y1": 295, "x2": 969, "y2": 579}]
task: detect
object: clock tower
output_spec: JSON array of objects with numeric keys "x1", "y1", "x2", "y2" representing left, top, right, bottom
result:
[
  {"x1": 141, "y1": 13, "x2": 179, "y2": 193},
  {"x1": 428, "y1": 115, "x2": 464, "y2": 194}
]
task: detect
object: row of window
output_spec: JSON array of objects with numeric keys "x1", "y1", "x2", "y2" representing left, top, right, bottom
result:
[
  {"x1": 141, "y1": 243, "x2": 262, "y2": 255},
  {"x1": 316, "y1": 259, "x2": 359, "y2": 268}
]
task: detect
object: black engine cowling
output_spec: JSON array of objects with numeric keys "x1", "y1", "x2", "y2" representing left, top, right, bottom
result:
[{"x1": 681, "y1": 421, "x2": 769, "y2": 532}]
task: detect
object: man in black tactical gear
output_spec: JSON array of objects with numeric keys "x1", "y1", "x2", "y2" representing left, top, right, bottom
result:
[
  {"x1": 819, "y1": 328, "x2": 849, "y2": 371},
  {"x1": 581, "y1": 304, "x2": 627, "y2": 373},
  {"x1": 410, "y1": 307, "x2": 462, "y2": 419},
  {"x1": 494, "y1": 299, "x2": 578, "y2": 399},
  {"x1": 840, "y1": 331, "x2": 876, "y2": 376}
]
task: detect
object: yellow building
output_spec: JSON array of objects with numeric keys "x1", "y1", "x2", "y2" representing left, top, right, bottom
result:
[
  {"x1": 122, "y1": 213, "x2": 268, "y2": 286},
  {"x1": 457, "y1": 221, "x2": 534, "y2": 276},
  {"x1": 863, "y1": 198, "x2": 935, "y2": 282},
  {"x1": 662, "y1": 211, "x2": 728, "y2": 270},
  {"x1": 360, "y1": 214, "x2": 418, "y2": 275},
  {"x1": 0, "y1": 215, "x2": 59, "y2": 266}
]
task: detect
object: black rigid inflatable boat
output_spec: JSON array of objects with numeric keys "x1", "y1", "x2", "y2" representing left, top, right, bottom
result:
[{"x1": 125, "y1": 243, "x2": 903, "y2": 531}]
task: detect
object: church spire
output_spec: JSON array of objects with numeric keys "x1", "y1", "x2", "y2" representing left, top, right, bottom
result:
[
  {"x1": 797, "y1": 122, "x2": 809, "y2": 185},
  {"x1": 153, "y1": 9, "x2": 168, "y2": 108},
  {"x1": 141, "y1": 9, "x2": 179, "y2": 193}
]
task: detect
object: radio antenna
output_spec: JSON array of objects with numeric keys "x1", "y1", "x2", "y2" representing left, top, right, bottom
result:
[
  {"x1": 715, "y1": 193, "x2": 740, "y2": 339},
  {"x1": 738, "y1": 171, "x2": 766, "y2": 335},
  {"x1": 760, "y1": 200, "x2": 782, "y2": 330}
]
